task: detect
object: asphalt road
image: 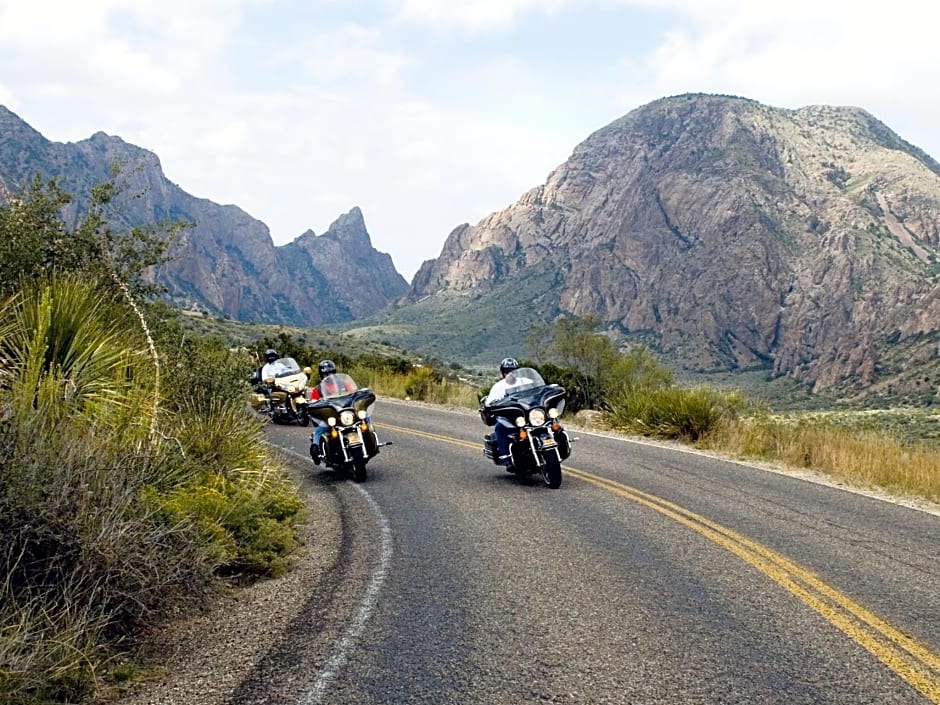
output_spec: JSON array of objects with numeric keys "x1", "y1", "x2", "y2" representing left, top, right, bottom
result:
[{"x1": 261, "y1": 398, "x2": 940, "y2": 705}]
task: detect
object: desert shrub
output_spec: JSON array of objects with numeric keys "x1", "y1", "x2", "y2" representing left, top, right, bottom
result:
[
  {"x1": 524, "y1": 361, "x2": 599, "y2": 414},
  {"x1": 0, "y1": 276, "x2": 305, "y2": 703},
  {"x1": 0, "y1": 412, "x2": 213, "y2": 703},
  {"x1": 403, "y1": 366, "x2": 440, "y2": 401},
  {"x1": 155, "y1": 468, "x2": 303, "y2": 578},
  {"x1": 607, "y1": 385, "x2": 745, "y2": 441}
]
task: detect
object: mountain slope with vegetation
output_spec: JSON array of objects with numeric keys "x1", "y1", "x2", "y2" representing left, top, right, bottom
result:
[
  {"x1": 0, "y1": 106, "x2": 408, "y2": 326},
  {"x1": 357, "y1": 93, "x2": 940, "y2": 403}
]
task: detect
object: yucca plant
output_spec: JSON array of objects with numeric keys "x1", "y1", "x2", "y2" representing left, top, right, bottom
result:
[{"x1": 0, "y1": 274, "x2": 154, "y2": 437}]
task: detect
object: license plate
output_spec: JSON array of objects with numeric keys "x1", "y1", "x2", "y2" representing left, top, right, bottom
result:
[
  {"x1": 541, "y1": 438, "x2": 557, "y2": 448},
  {"x1": 345, "y1": 431, "x2": 361, "y2": 444}
]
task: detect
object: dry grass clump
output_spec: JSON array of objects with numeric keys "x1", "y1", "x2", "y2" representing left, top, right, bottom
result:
[
  {"x1": 701, "y1": 415, "x2": 940, "y2": 503},
  {"x1": 1, "y1": 277, "x2": 305, "y2": 703}
]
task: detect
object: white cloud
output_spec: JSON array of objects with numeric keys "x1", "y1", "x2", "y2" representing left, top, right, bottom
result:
[
  {"x1": 393, "y1": 0, "x2": 567, "y2": 32},
  {"x1": 2, "y1": 0, "x2": 939, "y2": 279}
]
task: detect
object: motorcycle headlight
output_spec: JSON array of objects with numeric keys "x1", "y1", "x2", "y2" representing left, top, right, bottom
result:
[
  {"x1": 548, "y1": 407, "x2": 560, "y2": 419},
  {"x1": 357, "y1": 409, "x2": 368, "y2": 420},
  {"x1": 327, "y1": 417, "x2": 337, "y2": 427},
  {"x1": 340, "y1": 410, "x2": 356, "y2": 426},
  {"x1": 529, "y1": 408, "x2": 546, "y2": 426},
  {"x1": 515, "y1": 415, "x2": 526, "y2": 427}
]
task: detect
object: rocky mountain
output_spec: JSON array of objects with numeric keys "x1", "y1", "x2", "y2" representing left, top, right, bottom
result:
[
  {"x1": 0, "y1": 106, "x2": 408, "y2": 325},
  {"x1": 371, "y1": 94, "x2": 940, "y2": 396}
]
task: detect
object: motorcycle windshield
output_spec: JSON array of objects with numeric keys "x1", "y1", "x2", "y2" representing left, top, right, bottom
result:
[
  {"x1": 502, "y1": 367, "x2": 545, "y2": 393},
  {"x1": 272, "y1": 357, "x2": 302, "y2": 378},
  {"x1": 318, "y1": 373, "x2": 360, "y2": 399},
  {"x1": 486, "y1": 368, "x2": 566, "y2": 414}
]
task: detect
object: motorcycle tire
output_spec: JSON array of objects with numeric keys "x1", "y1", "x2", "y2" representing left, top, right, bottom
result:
[
  {"x1": 541, "y1": 456, "x2": 562, "y2": 489},
  {"x1": 299, "y1": 411, "x2": 310, "y2": 427},
  {"x1": 352, "y1": 456, "x2": 368, "y2": 483}
]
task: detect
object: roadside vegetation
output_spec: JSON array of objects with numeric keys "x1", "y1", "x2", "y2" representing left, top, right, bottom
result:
[
  {"x1": 525, "y1": 317, "x2": 939, "y2": 504},
  {"x1": 0, "y1": 178, "x2": 304, "y2": 704},
  {"x1": 253, "y1": 316, "x2": 939, "y2": 505}
]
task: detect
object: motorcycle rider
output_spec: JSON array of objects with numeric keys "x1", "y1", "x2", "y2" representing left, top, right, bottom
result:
[
  {"x1": 308, "y1": 359, "x2": 343, "y2": 400},
  {"x1": 309, "y1": 359, "x2": 348, "y2": 464},
  {"x1": 484, "y1": 357, "x2": 535, "y2": 465},
  {"x1": 260, "y1": 348, "x2": 289, "y2": 380}
]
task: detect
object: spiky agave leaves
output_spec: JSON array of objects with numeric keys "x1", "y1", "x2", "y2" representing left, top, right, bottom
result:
[{"x1": 0, "y1": 273, "x2": 155, "y2": 445}]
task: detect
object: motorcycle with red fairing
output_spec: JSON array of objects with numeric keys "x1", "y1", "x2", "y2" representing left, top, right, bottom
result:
[{"x1": 306, "y1": 373, "x2": 388, "y2": 482}]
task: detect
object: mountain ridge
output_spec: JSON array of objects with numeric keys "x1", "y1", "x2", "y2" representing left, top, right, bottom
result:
[
  {"x1": 369, "y1": 94, "x2": 940, "y2": 399},
  {"x1": 0, "y1": 105, "x2": 408, "y2": 325}
]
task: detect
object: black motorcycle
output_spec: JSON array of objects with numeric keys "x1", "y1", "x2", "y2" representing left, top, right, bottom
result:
[
  {"x1": 306, "y1": 373, "x2": 386, "y2": 482},
  {"x1": 480, "y1": 367, "x2": 573, "y2": 489}
]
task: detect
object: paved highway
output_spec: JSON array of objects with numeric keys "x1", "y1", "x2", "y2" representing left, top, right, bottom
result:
[{"x1": 257, "y1": 398, "x2": 939, "y2": 705}]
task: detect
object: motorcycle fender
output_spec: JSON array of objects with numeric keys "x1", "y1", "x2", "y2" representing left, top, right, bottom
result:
[
  {"x1": 554, "y1": 429, "x2": 572, "y2": 460},
  {"x1": 324, "y1": 435, "x2": 351, "y2": 464},
  {"x1": 528, "y1": 430, "x2": 560, "y2": 467}
]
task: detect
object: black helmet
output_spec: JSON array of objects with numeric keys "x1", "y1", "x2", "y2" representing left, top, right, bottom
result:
[
  {"x1": 265, "y1": 348, "x2": 278, "y2": 362},
  {"x1": 499, "y1": 357, "x2": 520, "y2": 375},
  {"x1": 318, "y1": 359, "x2": 337, "y2": 379}
]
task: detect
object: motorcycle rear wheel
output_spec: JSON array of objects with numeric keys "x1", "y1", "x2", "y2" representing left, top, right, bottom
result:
[{"x1": 541, "y1": 456, "x2": 562, "y2": 489}]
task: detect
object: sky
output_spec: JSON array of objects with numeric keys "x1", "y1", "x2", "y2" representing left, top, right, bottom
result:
[{"x1": 1, "y1": 0, "x2": 938, "y2": 281}]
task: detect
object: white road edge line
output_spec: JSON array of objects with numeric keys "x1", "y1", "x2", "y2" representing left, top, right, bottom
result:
[{"x1": 279, "y1": 448, "x2": 394, "y2": 705}]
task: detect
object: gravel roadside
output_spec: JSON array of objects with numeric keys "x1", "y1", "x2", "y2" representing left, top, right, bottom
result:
[{"x1": 107, "y1": 455, "x2": 345, "y2": 705}]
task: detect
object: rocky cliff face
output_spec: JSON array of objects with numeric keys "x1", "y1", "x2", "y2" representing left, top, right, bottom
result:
[
  {"x1": 0, "y1": 107, "x2": 408, "y2": 325},
  {"x1": 407, "y1": 94, "x2": 940, "y2": 391}
]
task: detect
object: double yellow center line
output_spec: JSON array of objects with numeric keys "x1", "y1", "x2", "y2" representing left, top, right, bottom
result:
[{"x1": 382, "y1": 423, "x2": 940, "y2": 702}]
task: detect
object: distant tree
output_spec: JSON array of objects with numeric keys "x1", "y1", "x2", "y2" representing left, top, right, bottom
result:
[
  {"x1": 527, "y1": 315, "x2": 674, "y2": 410},
  {"x1": 0, "y1": 173, "x2": 186, "y2": 299}
]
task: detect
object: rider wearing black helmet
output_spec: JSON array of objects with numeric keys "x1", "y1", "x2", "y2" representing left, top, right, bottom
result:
[
  {"x1": 259, "y1": 348, "x2": 288, "y2": 380},
  {"x1": 309, "y1": 359, "x2": 342, "y2": 464},
  {"x1": 484, "y1": 357, "x2": 534, "y2": 465},
  {"x1": 317, "y1": 359, "x2": 337, "y2": 380}
]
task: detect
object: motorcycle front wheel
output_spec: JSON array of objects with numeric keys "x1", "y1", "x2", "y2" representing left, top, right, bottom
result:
[
  {"x1": 351, "y1": 456, "x2": 367, "y2": 483},
  {"x1": 540, "y1": 456, "x2": 562, "y2": 489}
]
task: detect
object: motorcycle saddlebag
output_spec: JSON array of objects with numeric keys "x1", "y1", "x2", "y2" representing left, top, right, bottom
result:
[{"x1": 483, "y1": 433, "x2": 499, "y2": 461}]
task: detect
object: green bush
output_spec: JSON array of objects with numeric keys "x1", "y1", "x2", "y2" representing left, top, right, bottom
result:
[
  {"x1": 156, "y1": 470, "x2": 303, "y2": 578},
  {"x1": 607, "y1": 385, "x2": 745, "y2": 441},
  {"x1": 0, "y1": 276, "x2": 306, "y2": 703},
  {"x1": 404, "y1": 366, "x2": 440, "y2": 400}
]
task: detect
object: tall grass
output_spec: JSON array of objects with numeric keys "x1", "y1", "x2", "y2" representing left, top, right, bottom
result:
[
  {"x1": 0, "y1": 276, "x2": 305, "y2": 703},
  {"x1": 605, "y1": 385, "x2": 746, "y2": 441},
  {"x1": 701, "y1": 415, "x2": 940, "y2": 503},
  {"x1": 349, "y1": 363, "x2": 481, "y2": 407},
  {"x1": 602, "y1": 379, "x2": 940, "y2": 504}
]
